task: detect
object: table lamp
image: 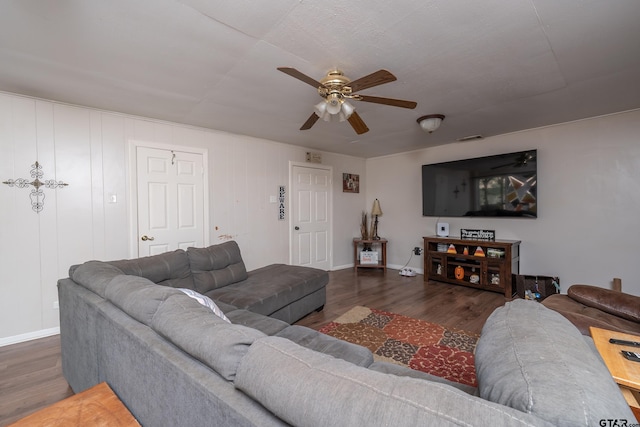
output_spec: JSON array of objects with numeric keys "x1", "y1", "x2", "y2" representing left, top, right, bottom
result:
[{"x1": 371, "y1": 199, "x2": 383, "y2": 240}]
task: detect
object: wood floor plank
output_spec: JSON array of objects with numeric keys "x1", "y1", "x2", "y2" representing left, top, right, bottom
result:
[
  {"x1": 0, "y1": 269, "x2": 507, "y2": 425},
  {"x1": 0, "y1": 335, "x2": 73, "y2": 425},
  {"x1": 296, "y1": 269, "x2": 506, "y2": 334}
]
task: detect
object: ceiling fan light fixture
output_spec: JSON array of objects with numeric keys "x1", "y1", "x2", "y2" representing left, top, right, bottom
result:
[
  {"x1": 417, "y1": 114, "x2": 445, "y2": 133},
  {"x1": 326, "y1": 92, "x2": 342, "y2": 114},
  {"x1": 341, "y1": 100, "x2": 354, "y2": 119},
  {"x1": 314, "y1": 101, "x2": 327, "y2": 117}
]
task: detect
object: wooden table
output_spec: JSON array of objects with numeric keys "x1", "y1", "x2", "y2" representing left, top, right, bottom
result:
[
  {"x1": 353, "y1": 238, "x2": 387, "y2": 274},
  {"x1": 590, "y1": 327, "x2": 640, "y2": 421},
  {"x1": 9, "y1": 382, "x2": 140, "y2": 426}
]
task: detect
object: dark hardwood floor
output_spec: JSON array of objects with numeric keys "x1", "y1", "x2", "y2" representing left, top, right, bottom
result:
[
  {"x1": 0, "y1": 268, "x2": 507, "y2": 425},
  {"x1": 297, "y1": 268, "x2": 507, "y2": 334},
  {"x1": 0, "y1": 335, "x2": 73, "y2": 426}
]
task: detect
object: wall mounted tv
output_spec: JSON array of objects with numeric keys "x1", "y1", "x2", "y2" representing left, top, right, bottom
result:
[{"x1": 422, "y1": 150, "x2": 537, "y2": 218}]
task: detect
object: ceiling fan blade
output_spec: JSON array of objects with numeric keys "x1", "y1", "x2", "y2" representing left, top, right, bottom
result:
[
  {"x1": 347, "y1": 111, "x2": 369, "y2": 135},
  {"x1": 348, "y1": 70, "x2": 396, "y2": 92},
  {"x1": 277, "y1": 67, "x2": 322, "y2": 88},
  {"x1": 358, "y1": 95, "x2": 417, "y2": 109},
  {"x1": 300, "y1": 113, "x2": 320, "y2": 130}
]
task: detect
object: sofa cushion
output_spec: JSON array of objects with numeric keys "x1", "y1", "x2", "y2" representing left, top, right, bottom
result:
[
  {"x1": 207, "y1": 264, "x2": 328, "y2": 317},
  {"x1": 368, "y1": 361, "x2": 477, "y2": 395},
  {"x1": 276, "y1": 325, "x2": 374, "y2": 367},
  {"x1": 187, "y1": 241, "x2": 248, "y2": 293},
  {"x1": 235, "y1": 337, "x2": 553, "y2": 427},
  {"x1": 475, "y1": 299, "x2": 634, "y2": 426},
  {"x1": 69, "y1": 261, "x2": 125, "y2": 298},
  {"x1": 225, "y1": 309, "x2": 289, "y2": 336},
  {"x1": 178, "y1": 288, "x2": 231, "y2": 323},
  {"x1": 104, "y1": 275, "x2": 182, "y2": 325},
  {"x1": 109, "y1": 249, "x2": 194, "y2": 289},
  {"x1": 151, "y1": 293, "x2": 265, "y2": 381},
  {"x1": 212, "y1": 299, "x2": 238, "y2": 314},
  {"x1": 543, "y1": 294, "x2": 640, "y2": 335},
  {"x1": 568, "y1": 285, "x2": 640, "y2": 323}
]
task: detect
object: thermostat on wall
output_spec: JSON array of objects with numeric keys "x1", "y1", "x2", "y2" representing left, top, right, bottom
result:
[
  {"x1": 436, "y1": 222, "x2": 449, "y2": 237},
  {"x1": 306, "y1": 152, "x2": 322, "y2": 163}
]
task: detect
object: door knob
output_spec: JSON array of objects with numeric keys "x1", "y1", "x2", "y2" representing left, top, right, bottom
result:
[
  {"x1": 294, "y1": 226, "x2": 300, "y2": 230},
  {"x1": 141, "y1": 235, "x2": 155, "y2": 241}
]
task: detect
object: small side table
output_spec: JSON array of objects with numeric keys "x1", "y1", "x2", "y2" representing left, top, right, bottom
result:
[
  {"x1": 353, "y1": 238, "x2": 387, "y2": 274},
  {"x1": 590, "y1": 327, "x2": 640, "y2": 421}
]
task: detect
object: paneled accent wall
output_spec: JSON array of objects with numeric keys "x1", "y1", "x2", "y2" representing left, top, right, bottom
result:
[{"x1": 0, "y1": 92, "x2": 366, "y2": 343}]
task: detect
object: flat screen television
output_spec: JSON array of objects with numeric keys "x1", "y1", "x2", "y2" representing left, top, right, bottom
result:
[{"x1": 422, "y1": 150, "x2": 537, "y2": 218}]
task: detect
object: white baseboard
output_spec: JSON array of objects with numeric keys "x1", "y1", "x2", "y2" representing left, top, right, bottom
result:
[
  {"x1": 332, "y1": 264, "x2": 424, "y2": 275},
  {"x1": 331, "y1": 264, "x2": 353, "y2": 271},
  {"x1": 0, "y1": 327, "x2": 60, "y2": 347}
]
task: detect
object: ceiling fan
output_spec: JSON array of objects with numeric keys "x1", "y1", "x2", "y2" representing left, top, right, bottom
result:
[
  {"x1": 277, "y1": 67, "x2": 417, "y2": 135},
  {"x1": 491, "y1": 151, "x2": 537, "y2": 170}
]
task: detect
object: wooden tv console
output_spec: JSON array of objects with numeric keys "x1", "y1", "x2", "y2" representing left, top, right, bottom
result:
[{"x1": 423, "y1": 236, "x2": 520, "y2": 298}]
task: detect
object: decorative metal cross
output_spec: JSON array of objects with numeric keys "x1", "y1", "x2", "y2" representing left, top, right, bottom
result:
[{"x1": 3, "y1": 161, "x2": 69, "y2": 212}]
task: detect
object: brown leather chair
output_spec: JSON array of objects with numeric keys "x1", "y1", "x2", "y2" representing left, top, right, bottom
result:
[{"x1": 542, "y1": 284, "x2": 640, "y2": 336}]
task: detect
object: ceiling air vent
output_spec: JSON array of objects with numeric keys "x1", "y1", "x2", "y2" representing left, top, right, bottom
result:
[{"x1": 457, "y1": 135, "x2": 484, "y2": 142}]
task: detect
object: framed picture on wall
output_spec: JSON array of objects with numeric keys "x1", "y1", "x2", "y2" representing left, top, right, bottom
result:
[{"x1": 343, "y1": 173, "x2": 359, "y2": 193}]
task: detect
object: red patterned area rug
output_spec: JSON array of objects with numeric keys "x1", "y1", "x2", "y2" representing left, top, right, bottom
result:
[{"x1": 319, "y1": 306, "x2": 479, "y2": 387}]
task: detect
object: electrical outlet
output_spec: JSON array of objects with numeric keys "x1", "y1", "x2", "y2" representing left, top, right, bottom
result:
[
  {"x1": 53, "y1": 301, "x2": 59, "y2": 310},
  {"x1": 413, "y1": 247, "x2": 423, "y2": 255}
]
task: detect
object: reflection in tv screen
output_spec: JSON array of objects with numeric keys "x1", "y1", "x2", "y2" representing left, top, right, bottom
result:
[{"x1": 422, "y1": 150, "x2": 537, "y2": 218}]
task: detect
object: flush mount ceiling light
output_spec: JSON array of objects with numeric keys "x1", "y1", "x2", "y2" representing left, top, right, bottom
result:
[{"x1": 417, "y1": 114, "x2": 445, "y2": 133}]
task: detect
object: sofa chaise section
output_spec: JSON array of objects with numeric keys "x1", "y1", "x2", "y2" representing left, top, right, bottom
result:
[
  {"x1": 187, "y1": 242, "x2": 328, "y2": 323},
  {"x1": 205, "y1": 263, "x2": 327, "y2": 323}
]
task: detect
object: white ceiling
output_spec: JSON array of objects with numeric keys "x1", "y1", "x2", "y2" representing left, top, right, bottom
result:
[{"x1": 1, "y1": 0, "x2": 639, "y2": 158}]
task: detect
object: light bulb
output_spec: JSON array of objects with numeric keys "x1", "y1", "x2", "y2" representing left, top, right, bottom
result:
[
  {"x1": 326, "y1": 93, "x2": 342, "y2": 114},
  {"x1": 341, "y1": 101, "x2": 354, "y2": 119},
  {"x1": 314, "y1": 101, "x2": 327, "y2": 117}
]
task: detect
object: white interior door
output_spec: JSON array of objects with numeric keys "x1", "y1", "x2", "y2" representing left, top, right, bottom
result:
[
  {"x1": 136, "y1": 146, "x2": 205, "y2": 256},
  {"x1": 291, "y1": 164, "x2": 331, "y2": 270}
]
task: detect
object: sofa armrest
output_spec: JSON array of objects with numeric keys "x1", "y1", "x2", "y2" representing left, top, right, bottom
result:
[{"x1": 568, "y1": 284, "x2": 640, "y2": 323}]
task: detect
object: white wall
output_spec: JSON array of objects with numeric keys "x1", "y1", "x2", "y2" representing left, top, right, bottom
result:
[
  {"x1": 366, "y1": 109, "x2": 640, "y2": 296},
  {"x1": 3, "y1": 88, "x2": 637, "y2": 344},
  {"x1": 0, "y1": 91, "x2": 365, "y2": 343}
]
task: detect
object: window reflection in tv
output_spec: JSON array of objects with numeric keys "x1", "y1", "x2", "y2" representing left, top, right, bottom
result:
[{"x1": 422, "y1": 150, "x2": 537, "y2": 218}]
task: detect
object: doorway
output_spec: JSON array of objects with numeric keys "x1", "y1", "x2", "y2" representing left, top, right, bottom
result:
[
  {"x1": 130, "y1": 142, "x2": 209, "y2": 257},
  {"x1": 290, "y1": 162, "x2": 332, "y2": 270}
]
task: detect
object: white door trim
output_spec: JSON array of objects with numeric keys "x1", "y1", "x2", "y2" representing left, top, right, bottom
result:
[
  {"x1": 128, "y1": 140, "x2": 210, "y2": 258},
  {"x1": 288, "y1": 161, "x2": 333, "y2": 269}
]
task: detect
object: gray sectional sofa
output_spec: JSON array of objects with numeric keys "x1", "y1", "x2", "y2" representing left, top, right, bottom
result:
[{"x1": 58, "y1": 241, "x2": 635, "y2": 426}]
